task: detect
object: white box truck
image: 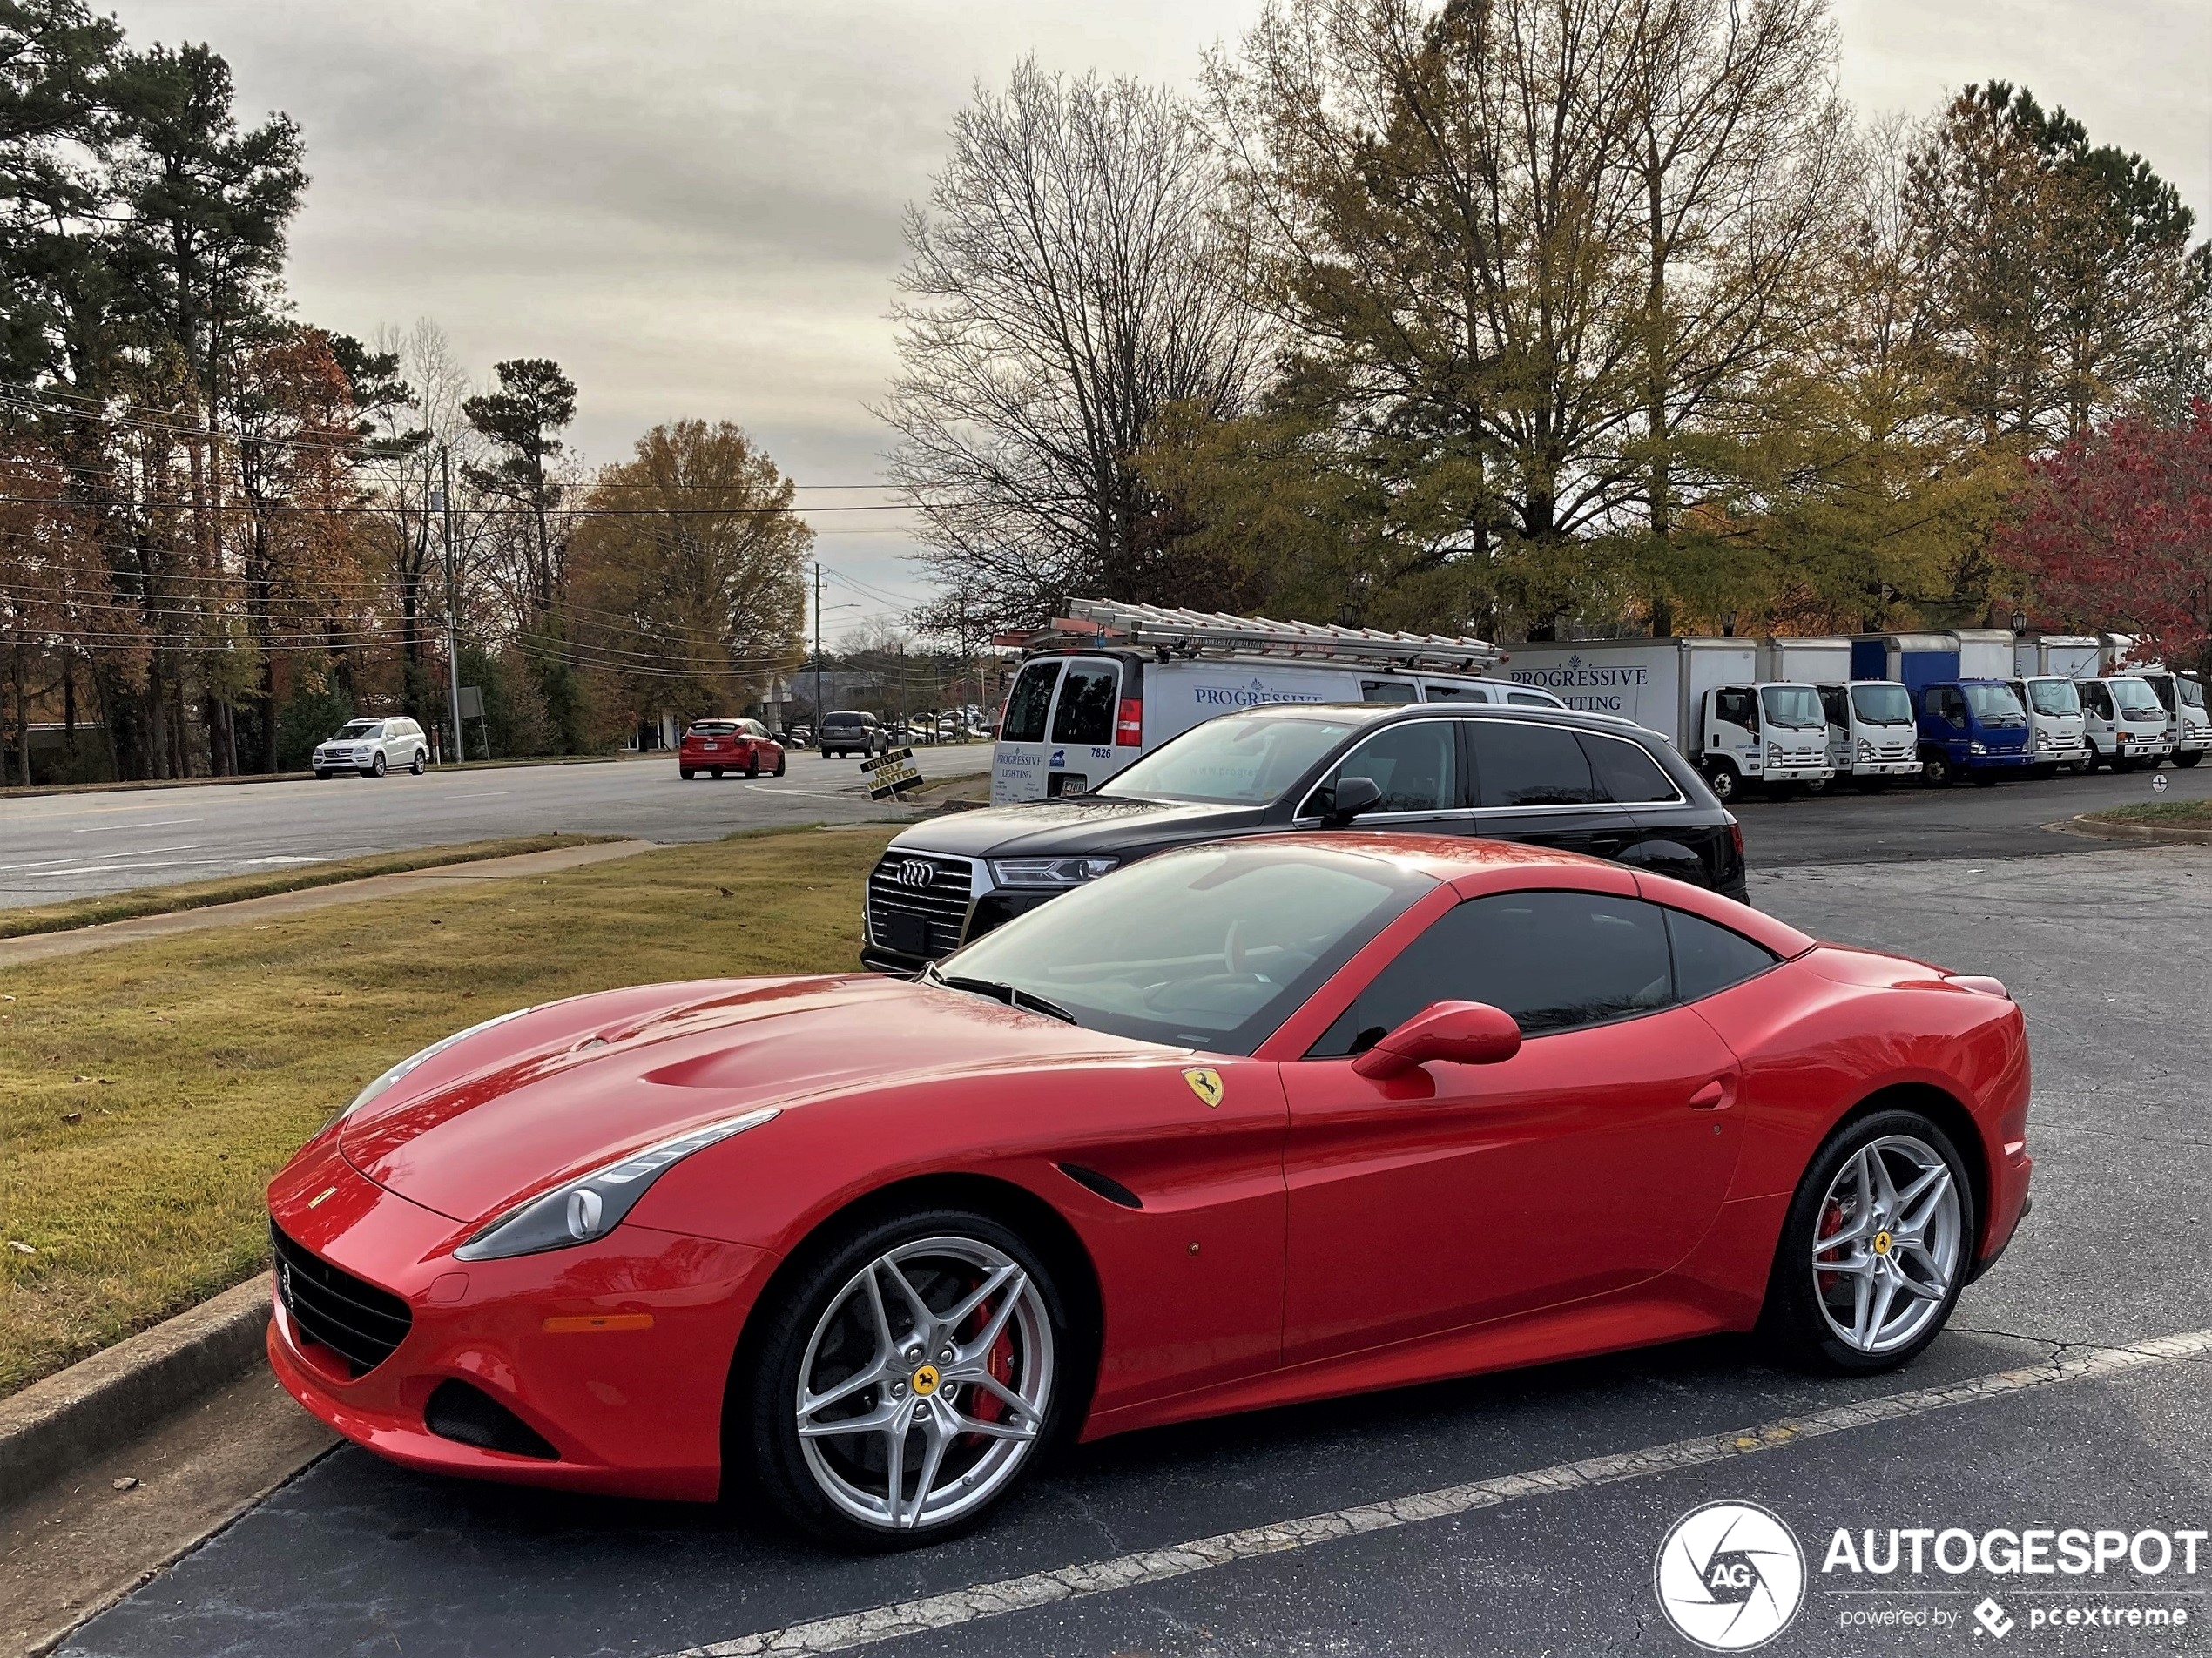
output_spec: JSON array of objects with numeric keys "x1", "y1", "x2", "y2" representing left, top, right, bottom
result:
[
  {"x1": 1758, "y1": 637, "x2": 1919, "y2": 788},
  {"x1": 1500, "y1": 637, "x2": 1832, "y2": 801},
  {"x1": 2010, "y1": 635, "x2": 2096, "y2": 775},
  {"x1": 2098, "y1": 637, "x2": 2210, "y2": 765}
]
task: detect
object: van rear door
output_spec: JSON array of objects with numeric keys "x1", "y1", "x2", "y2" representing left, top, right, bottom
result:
[
  {"x1": 1042, "y1": 656, "x2": 1130, "y2": 797},
  {"x1": 992, "y1": 658, "x2": 1064, "y2": 803}
]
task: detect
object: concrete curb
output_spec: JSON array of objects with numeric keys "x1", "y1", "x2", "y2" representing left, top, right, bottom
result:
[
  {"x1": 0, "y1": 1274, "x2": 271, "y2": 1509},
  {"x1": 2062, "y1": 814, "x2": 2212, "y2": 846}
]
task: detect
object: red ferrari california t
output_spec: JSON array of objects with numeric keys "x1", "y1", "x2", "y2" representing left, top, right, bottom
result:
[{"x1": 266, "y1": 834, "x2": 2032, "y2": 1546}]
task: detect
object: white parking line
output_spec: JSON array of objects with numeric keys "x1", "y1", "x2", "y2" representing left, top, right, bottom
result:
[
  {"x1": 0, "y1": 843, "x2": 205, "y2": 873},
  {"x1": 663, "y1": 1325, "x2": 2212, "y2": 1658},
  {"x1": 71, "y1": 816, "x2": 203, "y2": 833}
]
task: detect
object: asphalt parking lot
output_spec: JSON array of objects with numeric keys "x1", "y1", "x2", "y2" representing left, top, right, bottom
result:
[
  {"x1": 52, "y1": 840, "x2": 2212, "y2": 1658},
  {"x1": 0, "y1": 746, "x2": 982, "y2": 909}
]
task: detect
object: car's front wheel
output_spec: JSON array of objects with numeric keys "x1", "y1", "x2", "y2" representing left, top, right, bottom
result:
[
  {"x1": 774, "y1": 751, "x2": 787, "y2": 777},
  {"x1": 369, "y1": 751, "x2": 388, "y2": 778},
  {"x1": 1764, "y1": 1109, "x2": 1975, "y2": 1375},
  {"x1": 740, "y1": 1209, "x2": 1069, "y2": 1547}
]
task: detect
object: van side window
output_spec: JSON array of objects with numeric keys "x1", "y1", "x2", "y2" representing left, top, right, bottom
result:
[
  {"x1": 1359, "y1": 680, "x2": 1420, "y2": 704},
  {"x1": 1002, "y1": 661, "x2": 1062, "y2": 743},
  {"x1": 1506, "y1": 691, "x2": 1557, "y2": 706},
  {"x1": 1421, "y1": 683, "x2": 1482, "y2": 701},
  {"x1": 1050, "y1": 663, "x2": 1120, "y2": 745}
]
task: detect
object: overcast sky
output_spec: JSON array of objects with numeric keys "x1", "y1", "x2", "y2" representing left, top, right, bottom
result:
[{"x1": 110, "y1": 0, "x2": 2212, "y2": 639}]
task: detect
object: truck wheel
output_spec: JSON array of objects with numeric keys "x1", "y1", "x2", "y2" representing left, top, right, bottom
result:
[
  {"x1": 2177, "y1": 752, "x2": 2203, "y2": 768},
  {"x1": 1702, "y1": 761, "x2": 1740, "y2": 804},
  {"x1": 1919, "y1": 751, "x2": 1952, "y2": 787}
]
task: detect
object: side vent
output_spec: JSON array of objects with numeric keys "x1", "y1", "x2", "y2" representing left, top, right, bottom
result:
[{"x1": 1057, "y1": 1163, "x2": 1143, "y2": 1210}]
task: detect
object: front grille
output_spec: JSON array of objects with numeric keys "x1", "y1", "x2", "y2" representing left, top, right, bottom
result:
[
  {"x1": 867, "y1": 852, "x2": 974, "y2": 960},
  {"x1": 271, "y1": 1222, "x2": 412, "y2": 1377}
]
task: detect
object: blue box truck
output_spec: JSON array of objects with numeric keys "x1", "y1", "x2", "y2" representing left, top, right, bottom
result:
[{"x1": 1851, "y1": 630, "x2": 2033, "y2": 785}]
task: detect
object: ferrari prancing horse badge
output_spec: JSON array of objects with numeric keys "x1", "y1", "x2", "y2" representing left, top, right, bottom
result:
[{"x1": 1182, "y1": 1067, "x2": 1224, "y2": 1108}]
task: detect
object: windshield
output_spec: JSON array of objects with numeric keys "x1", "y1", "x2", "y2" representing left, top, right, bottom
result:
[
  {"x1": 2025, "y1": 679, "x2": 2080, "y2": 718},
  {"x1": 1963, "y1": 683, "x2": 2027, "y2": 725},
  {"x1": 940, "y1": 844, "x2": 1433, "y2": 1054},
  {"x1": 1849, "y1": 684, "x2": 1913, "y2": 725},
  {"x1": 335, "y1": 720, "x2": 382, "y2": 738},
  {"x1": 1097, "y1": 714, "x2": 1362, "y2": 805},
  {"x1": 1759, "y1": 685, "x2": 1824, "y2": 729},
  {"x1": 2111, "y1": 678, "x2": 2164, "y2": 719}
]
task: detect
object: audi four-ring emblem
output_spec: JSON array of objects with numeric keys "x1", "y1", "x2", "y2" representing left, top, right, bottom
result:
[{"x1": 895, "y1": 859, "x2": 935, "y2": 889}]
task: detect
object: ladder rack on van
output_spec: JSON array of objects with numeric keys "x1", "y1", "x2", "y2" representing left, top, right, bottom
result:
[{"x1": 1063, "y1": 600, "x2": 1503, "y2": 673}]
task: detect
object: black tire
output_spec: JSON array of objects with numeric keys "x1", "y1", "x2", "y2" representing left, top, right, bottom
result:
[
  {"x1": 1702, "y1": 761, "x2": 1739, "y2": 804},
  {"x1": 314, "y1": 768, "x2": 330, "y2": 781},
  {"x1": 774, "y1": 752, "x2": 787, "y2": 777},
  {"x1": 1919, "y1": 750, "x2": 1952, "y2": 787},
  {"x1": 680, "y1": 766, "x2": 695, "y2": 780},
  {"x1": 737, "y1": 1205, "x2": 1076, "y2": 1549},
  {"x1": 368, "y1": 751, "x2": 387, "y2": 778},
  {"x1": 410, "y1": 750, "x2": 427, "y2": 775},
  {"x1": 745, "y1": 752, "x2": 761, "y2": 778},
  {"x1": 1763, "y1": 1108, "x2": 1977, "y2": 1376},
  {"x1": 2178, "y1": 751, "x2": 2204, "y2": 768}
]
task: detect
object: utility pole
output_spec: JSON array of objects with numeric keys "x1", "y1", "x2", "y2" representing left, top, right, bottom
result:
[
  {"x1": 438, "y1": 444, "x2": 464, "y2": 765},
  {"x1": 813, "y1": 561, "x2": 825, "y2": 733}
]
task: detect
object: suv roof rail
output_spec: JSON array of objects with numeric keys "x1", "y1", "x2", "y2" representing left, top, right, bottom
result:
[{"x1": 1057, "y1": 599, "x2": 1502, "y2": 672}]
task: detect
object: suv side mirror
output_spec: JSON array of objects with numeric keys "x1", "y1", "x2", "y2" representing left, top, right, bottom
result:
[
  {"x1": 1324, "y1": 775, "x2": 1384, "y2": 825},
  {"x1": 1352, "y1": 1001, "x2": 1522, "y2": 1078}
]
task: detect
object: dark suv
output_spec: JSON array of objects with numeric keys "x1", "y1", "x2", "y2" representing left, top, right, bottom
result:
[
  {"x1": 860, "y1": 701, "x2": 1745, "y2": 972},
  {"x1": 819, "y1": 710, "x2": 887, "y2": 759}
]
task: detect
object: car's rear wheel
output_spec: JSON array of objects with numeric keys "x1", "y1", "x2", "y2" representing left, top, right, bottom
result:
[
  {"x1": 1765, "y1": 1109, "x2": 1974, "y2": 1375},
  {"x1": 679, "y1": 766, "x2": 695, "y2": 780},
  {"x1": 745, "y1": 751, "x2": 761, "y2": 778},
  {"x1": 742, "y1": 1210, "x2": 1068, "y2": 1547},
  {"x1": 411, "y1": 750, "x2": 426, "y2": 775}
]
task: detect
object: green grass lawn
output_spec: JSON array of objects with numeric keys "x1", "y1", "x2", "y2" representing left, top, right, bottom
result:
[
  {"x1": 2081, "y1": 800, "x2": 2212, "y2": 826},
  {"x1": 0, "y1": 823, "x2": 897, "y2": 1397}
]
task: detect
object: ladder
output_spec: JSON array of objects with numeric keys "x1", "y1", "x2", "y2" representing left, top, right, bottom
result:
[{"x1": 1063, "y1": 599, "x2": 1502, "y2": 673}]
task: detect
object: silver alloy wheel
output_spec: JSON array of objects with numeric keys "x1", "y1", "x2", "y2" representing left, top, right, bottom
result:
[
  {"x1": 794, "y1": 1234, "x2": 1054, "y2": 1532},
  {"x1": 1811, "y1": 1134, "x2": 1962, "y2": 1354}
]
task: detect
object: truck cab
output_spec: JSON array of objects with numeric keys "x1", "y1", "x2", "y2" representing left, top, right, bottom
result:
[
  {"x1": 1697, "y1": 681, "x2": 1833, "y2": 800},
  {"x1": 2079, "y1": 676, "x2": 2174, "y2": 772},
  {"x1": 1814, "y1": 681, "x2": 1919, "y2": 792},
  {"x1": 2009, "y1": 677, "x2": 2090, "y2": 777},
  {"x1": 2132, "y1": 669, "x2": 2209, "y2": 768},
  {"x1": 1912, "y1": 679, "x2": 2033, "y2": 785}
]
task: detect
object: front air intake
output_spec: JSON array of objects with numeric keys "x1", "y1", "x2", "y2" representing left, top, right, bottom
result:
[{"x1": 424, "y1": 1378, "x2": 559, "y2": 1459}]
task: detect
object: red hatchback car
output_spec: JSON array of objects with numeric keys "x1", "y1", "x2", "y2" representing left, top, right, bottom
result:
[
  {"x1": 266, "y1": 835, "x2": 2031, "y2": 1547},
  {"x1": 678, "y1": 717, "x2": 783, "y2": 779}
]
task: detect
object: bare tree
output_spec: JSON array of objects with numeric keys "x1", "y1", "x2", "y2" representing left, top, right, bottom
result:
[{"x1": 880, "y1": 58, "x2": 1263, "y2": 629}]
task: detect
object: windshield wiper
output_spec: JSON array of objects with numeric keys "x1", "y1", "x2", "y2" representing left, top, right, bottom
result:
[{"x1": 919, "y1": 963, "x2": 1076, "y2": 1024}]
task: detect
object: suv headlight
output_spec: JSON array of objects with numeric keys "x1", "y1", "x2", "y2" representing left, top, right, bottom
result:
[
  {"x1": 455, "y1": 1109, "x2": 779, "y2": 1261},
  {"x1": 336, "y1": 1005, "x2": 541, "y2": 1123},
  {"x1": 988, "y1": 855, "x2": 1118, "y2": 888}
]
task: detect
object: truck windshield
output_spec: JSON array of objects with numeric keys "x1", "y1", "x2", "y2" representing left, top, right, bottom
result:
[
  {"x1": 1759, "y1": 685, "x2": 1824, "y2": 729},
  {"x1": 1963, "y1": 684, "x2": 2027, "y2": 725},
  {"x1": 2024, "y1": 680, "x2": 2080, "y2": 718},
  {"x1": 2111, "y1": 679, "x2": 2164, "y2": 720},
  {"x1": 1849, "y1": 684, "x2": 1913, "y2": 725},
  {"x1": 1096, "y1": 713, "x2": 1362, "y2": 805}
]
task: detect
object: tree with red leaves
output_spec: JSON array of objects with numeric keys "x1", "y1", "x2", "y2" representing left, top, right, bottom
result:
[{"x1": 1995, "y1": 402, "x2": 2212, "y2": 684}]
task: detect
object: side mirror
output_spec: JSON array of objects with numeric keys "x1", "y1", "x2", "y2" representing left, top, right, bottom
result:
[
  {"x1": 1324, "y1": 774, "x2": 1384, "y2": 825},
  {"x1": 1351, "y1": 1000, "x2": 1522, "y2": 1078}
]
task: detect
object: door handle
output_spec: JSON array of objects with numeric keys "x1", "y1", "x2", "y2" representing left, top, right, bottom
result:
[{"x1": 1688, "y1": 1077, "x2": 1734, "y2": 1110}]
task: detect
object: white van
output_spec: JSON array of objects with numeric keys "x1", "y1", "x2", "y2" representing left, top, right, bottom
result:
[
  {"x1": 988, "y1": 603, "x2": 1561, "y2": 805},
  {"x1": 2078, "y1": 677, "x2": 2173, "y2": 772}
]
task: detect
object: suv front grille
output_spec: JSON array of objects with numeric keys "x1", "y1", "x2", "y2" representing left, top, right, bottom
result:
[
  {"x1": 867, "y1": 853, "x2": 974, "y2": 960},
  {"x1": 271, "y1": 1222, "x2": 412, "y2": 1377}
]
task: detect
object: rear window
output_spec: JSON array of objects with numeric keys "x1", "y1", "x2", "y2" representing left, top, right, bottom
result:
[
  {"x1": 1001, "y1": 661, "x2": 1061, "y2": 744},
  {"x1": 1581, "y1": 733, "x2": 1677, "y2": 803},
  {"x1": 690, "y1": 720, "x2": 740, "y2": 734},
  {"x1": 1050, "y1": 661, "x2": 1121, "y2": 745}
]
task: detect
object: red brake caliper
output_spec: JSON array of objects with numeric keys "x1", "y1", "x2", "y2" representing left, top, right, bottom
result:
[{"x1": 1814, "y1": 1196, "x2": 1845, "y2": 1294}]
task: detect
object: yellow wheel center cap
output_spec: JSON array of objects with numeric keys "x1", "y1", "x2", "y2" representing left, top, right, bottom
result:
[
  {"x1": 1872, "y1": 1230, "x2": 1893, "y2": 1256},
  {"x1": 910, "y1": 1365, "x2": 941, "y2": 1397}
]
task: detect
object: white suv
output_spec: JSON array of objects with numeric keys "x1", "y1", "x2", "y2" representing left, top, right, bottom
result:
[{"x1": 314, "y1": 717, "x2": 429, "y2": 778}]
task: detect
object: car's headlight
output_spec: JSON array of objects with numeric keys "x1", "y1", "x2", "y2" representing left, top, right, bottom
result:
[
  {"x1": 336, "y1": 1005, "x2": 542, "y2": 1123},
  {"x1": 988, "y1": 855, "x2": 1118, "y2": 888},
  {"x1": 454, "y1": 1109, "x2": 779, "y2": 1262}
]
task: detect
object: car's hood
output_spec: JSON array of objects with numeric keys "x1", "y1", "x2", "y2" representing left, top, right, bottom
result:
[
  {"x1": 335, "y1": 975, "x2": 1161, "y2": 1223},
  {"x1": 894, "y1": 795, "x2": 1265, "y2": 859}
]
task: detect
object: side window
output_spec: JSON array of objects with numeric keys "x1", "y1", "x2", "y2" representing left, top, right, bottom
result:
[
  {"x1": 1667, "y1": 908, "x2": 1780, "y2": 1002},
  {"x1": 2083, "y1": 683, "x2": 2111, "y2": 719},
  {"x1": 1312, "y1": 720, "x2": 1458, "y2": 814},
  {"x1": 1359, "y1": 679, "x2": 1420, "y2": 704},
  {"x1": 1001, "y1": 661, "x2": 1062, "y2": 743},
  {"x1": 1049, "y1": 662, "x2": 1121, "y2": 745},
  {"x1": 1420, "y1": 683, "x2": 1482, "y2": 702},
  {"x1": 1506, "y1": 690, "x2": 1558, "y2": 707},
  {"x1": 1819, "y1": 687, "x2": 1848, "y2": 727},
  {"x1": 1309, "y1": 891, "x2": 1675, "y2": 1055},
  {"x1": 1714, "y1": 688, "x2": 1757, "y2": 729},
  {"x1": 1580, "y1": 733, "x2": 1677, "y2": 804},
  {"x1": 1471, "y1": 720, "x2": 1602, "y2": 806}
]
